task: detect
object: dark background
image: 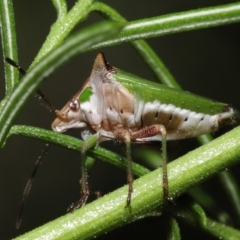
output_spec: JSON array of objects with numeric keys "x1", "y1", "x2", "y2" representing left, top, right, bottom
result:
[{"x1": 0, "y1": 1, "x2": 240, "y2": 239}]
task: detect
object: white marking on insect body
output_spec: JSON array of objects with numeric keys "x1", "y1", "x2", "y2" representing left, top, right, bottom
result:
[
  {"x1": 133, "y1": 99, "x2": 234, "y2": 140},
  {"x1": 142, "y1": 100, "x2": 160, "y2": 125}
]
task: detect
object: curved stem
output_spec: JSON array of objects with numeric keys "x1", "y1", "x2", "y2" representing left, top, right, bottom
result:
[
  {"x1": 0, "y1": 0, "x2": 19, "y2": 97},
  {"x1": 14, "y1": 126, "x2": 240, "y2": 239}
]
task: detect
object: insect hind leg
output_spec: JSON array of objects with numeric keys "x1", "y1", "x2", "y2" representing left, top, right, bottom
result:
[
  {"x1": 131, "y1": 124, "x2": 172, "y2": 202},
  {"x1": 16, "y1": 144, "x2": 50, "y2": 229},
  {"x1": 125, "y1": 136, "x2": 133, "y2": 207}
]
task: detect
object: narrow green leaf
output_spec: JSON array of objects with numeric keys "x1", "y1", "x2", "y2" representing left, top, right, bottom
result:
[
  {"x1": 31, "y1": 0, "x2": 94, "y2": 67},
  {"x1": 51, "y1": 0, "x2": 67, "y2": 18},
  {"x1": 90, "y1": 2, "x2": 240, "y2": 49},
  {"x1": 167, "y1": 217, "x2": 181, "y2": 240},
  {"x1": 204, "y1": 218, "x2": 240, "y2": 240},
  {"x1": 219, "y1": 171, "x2": 240, "y2": 221},
  {"x1": 8, "y1": 125, "x2": 150, "y2": 177},
  {"x1": 13, "y1": 126, "x2": 240, "y2": 239},
  {"x1": 91, "y1": 2, "x2": 181, "y2": 88},
  {"x1": 171, "y1": 197, "x2": 240, "y2": 239},
  {"x1": 90, "y1": 2, "x2": 126, "y2": 22},
  {"x1": 0, "y1": 0, "x2": 19, "y2": 96},
  {"x1": 189, "y1": 186, "x2": 232, "y2": 224},
  {"x1": 171, "y1": 197, "x2": 207, "y2": 227},
  {"x1": 131, "y1": 40, "x2": 181, "y2": 88}
]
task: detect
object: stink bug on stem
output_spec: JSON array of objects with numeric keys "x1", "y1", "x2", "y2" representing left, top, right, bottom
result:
[
  {"x1": 6, "y1": 52, "x2": 239, "y2": 230},
  {"x1": 51, "y1": 52, "x2": 238, "y2": 210}
]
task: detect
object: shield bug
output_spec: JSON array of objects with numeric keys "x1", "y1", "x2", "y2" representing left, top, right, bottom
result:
[
  {"x1": 6, "y1": 52, "x2": 239, "y2": 228},
  {"x1": 51, "y1": 52, "x2": 239, "y2": 211}
]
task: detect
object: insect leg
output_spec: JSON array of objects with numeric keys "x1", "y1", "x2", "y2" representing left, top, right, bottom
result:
[
  {"x1": 131, "y1": 125, "x2": 171, "y2": 201},
  {"x1": 125, "y1": 137, "x2": 133, "y2": 207},
  {"x1": 67, "y1": 133, "x2": 100, "y2": 212},
  {"x1": 5, "y1": 58, "x2": 81, "y2": 221},
  {"x1": 16, "y1": 144, "x2": 50, "y2": 229},
  {"x1": 112, "y1": 130, "x2": 134, "y2": 207}
]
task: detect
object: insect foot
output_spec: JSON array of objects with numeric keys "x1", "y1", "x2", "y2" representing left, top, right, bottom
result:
[{"x1": 67, "y1": 191, "x2": 89, "y2": 212}]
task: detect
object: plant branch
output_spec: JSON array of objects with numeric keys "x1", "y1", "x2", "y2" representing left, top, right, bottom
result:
[
  {"x1": 90, "y1": 2, "x2": 240, "y2": 49},
  {"x1": 8, "y1": 125, "x2": 150, "y2": 177},
  {"x1": 14, "y1": 126, "x2": 240, "y2": 239},
  {"x1": 31, "y1": 0, "x2": 94, "y2": 67},
  {"x1": 0, "y1": 0, "x2": 19, "y2": 97}
]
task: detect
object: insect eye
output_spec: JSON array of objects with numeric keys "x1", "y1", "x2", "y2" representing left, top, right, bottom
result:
[{"x1": 69, "y1": 99, "x2": 80, "y2": 111}]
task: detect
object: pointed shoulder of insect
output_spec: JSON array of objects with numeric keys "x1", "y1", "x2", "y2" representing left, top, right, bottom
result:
[
  {"x1": 90, "y1": 52, "x2": 113, "y2": 77},
  {"x1": 113, "y1": 68, "x2": 230, "y2": 115},
  {"x1": 92, "y1": 52, "x2": 107, "y2": 72}
]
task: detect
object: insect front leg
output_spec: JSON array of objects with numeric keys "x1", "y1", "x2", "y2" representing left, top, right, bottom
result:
[
  {"x1": 131, "y1": 124, "x2": 171, "y2": 202},
  {"x1": 67, "y1": 133, "x2": 100, "y2": 212}
]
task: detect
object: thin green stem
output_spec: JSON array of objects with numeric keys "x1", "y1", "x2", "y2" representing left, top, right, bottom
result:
[
  {"x1": 166, "y1": 217, "x2": 181, "y2": 240},
  {"x1": 51, "y1": 0, "x2": 67, "y2": 19},
  {"x1": 91, "y1": 2, "x2": 181, "y2": 88},
  {"x1": 171, "y1": 197, "x2": 240, "y2": 240},
  {"x1": 8, "y1": 125, "x2": 150, "y2": 177},
  {"x1": 31, "y1": 0, "x2": 94, "y2": 67},
  {"x1": 204, "y1": 218, "x2": 240, "y2": 240},
  {"x1": 91, "y1": 2, "x2": 240, "y2": 50},
  {"x1": 90, "y1": 2, "x2": 126, "y2": 21},
  {"x1": 14, "y1": 126, "x2": 240, "y2": 239},
  {"x1": 0, "y1": 0, "x2": 19, "y2": 97},
  {"x1": 131, "y1": 40, "x2": 182, "y2": 88},
  {"x1": 189, "y1": 186, "x2": 232, "y2": 224},
  {"x1": 219, "y1": 171, "x2": 240, "y2": 223}
]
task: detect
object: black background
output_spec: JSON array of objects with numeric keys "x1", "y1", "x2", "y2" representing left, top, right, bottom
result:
[{"x1": 0, "y1": 1, "x2": 240, "y2": 239}]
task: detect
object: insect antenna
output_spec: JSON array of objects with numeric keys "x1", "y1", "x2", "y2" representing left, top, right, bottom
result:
[
  {"x1": 5, "y1": 58, "x2": 56, "y2": 228},
  {"x1": 16, "y1": 144, "x2": 50, "y2": 229},
  {"x1": 5, "y1": 57, "x2": 57, "y2": 113}
]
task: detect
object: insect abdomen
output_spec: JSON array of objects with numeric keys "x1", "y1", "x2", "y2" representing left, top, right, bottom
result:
[{"x1": 135, "y1": 100, "x2": 236, "y2": 140}]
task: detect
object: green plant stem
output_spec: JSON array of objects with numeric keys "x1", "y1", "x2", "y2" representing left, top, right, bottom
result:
[
  {"x1": 91, "y1": 2, "x2": 181, "y2": 89},
  {"x1": 51, "y1": 0, "x2": 67, "y2": 19},
  {"x1": 31, "y1": 0, "x2": 94, "y2": 67},
  {"x1": 204, "y1": 218, "x2": 240, "y2": 240},
  {"x1": 188, "y1": 186, "x2": 232, "y2": 224},
  {"x1": 91, "y1": 2, "x2": 240, "y2": 50},
  {"x1": 8, "y1": 125, "x2": 150, "y2": 177},
  {"x1": 0, "y1": 0, "x2": 19, "y2": 97},
  {"x1": 167, "y1": 217, "x2": 181, "y2": 240},
  {"x1": 171, "y1": 197, "x2": 240, "y2": 240},
  {"x1": 219, "y1": 171, "x2": 240, "y2": 222},
  {"x1": 14, "y1": 126, "x2": 240, "y2": 239}
]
